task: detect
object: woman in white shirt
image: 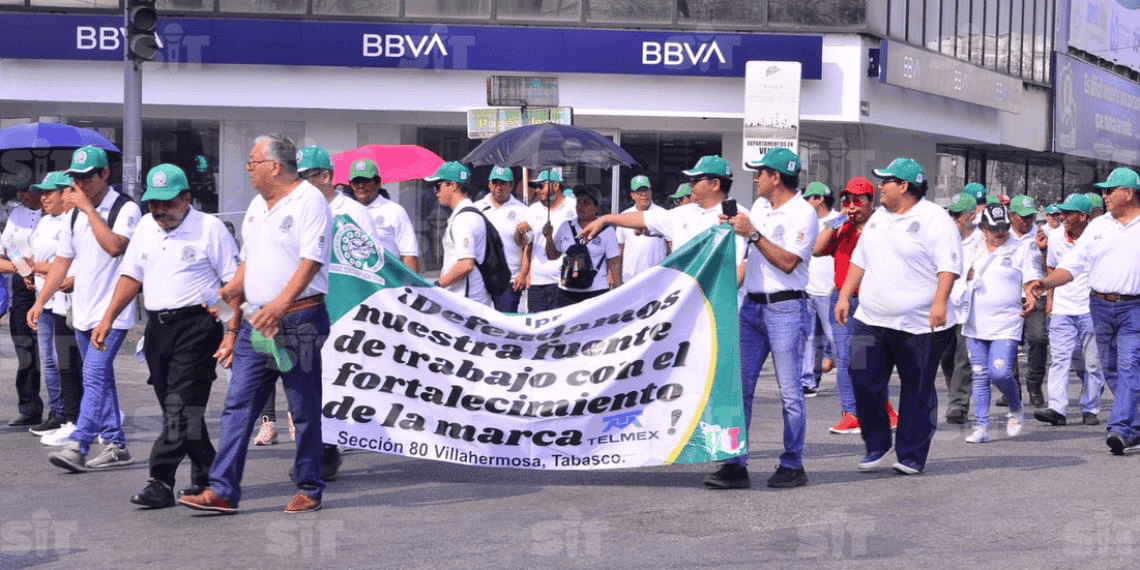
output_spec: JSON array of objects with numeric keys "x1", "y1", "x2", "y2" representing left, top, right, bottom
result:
[
  {"x1": 960, "y1": 203, "x2": 1042, "y2": 443},
  {"x1": 545, "y1": 186, "x2": 621, "y2": 308}
]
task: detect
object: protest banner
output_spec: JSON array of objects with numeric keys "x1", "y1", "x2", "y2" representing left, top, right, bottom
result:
[{"x1": 322, "y1": 215, "x2": 745, "y2": 469}]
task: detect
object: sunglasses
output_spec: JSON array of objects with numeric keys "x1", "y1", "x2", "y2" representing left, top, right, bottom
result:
[{"x1": 841, "y1": 195, "x2": 870, "y2": 205}]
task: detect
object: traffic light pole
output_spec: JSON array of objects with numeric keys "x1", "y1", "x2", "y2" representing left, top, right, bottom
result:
[{"x1": 123, "y1": 57, "x2": 143, "y2": 201}]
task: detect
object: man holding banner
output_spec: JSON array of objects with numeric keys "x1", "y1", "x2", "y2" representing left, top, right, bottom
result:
[
  {"x1": 709, "y1": 148, "x2": 817, "y2": 489},
  {"x1": 179, "y1": 134, "x2": 332, "y2": 514}
]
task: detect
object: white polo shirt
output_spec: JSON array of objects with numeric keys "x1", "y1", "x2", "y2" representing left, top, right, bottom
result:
[
  {"x1": 805, "y1": 211, "x2": 841, "y2": 296},
  {"x1": 742, "y1": 194, "x2": 818, "y2": 295},
  {"x1": 642, "y1": 200, "x2": 749, "y2": 265},
  {"x1": 241, "y1": 181, "x2": 331, "y2": 306},
  {"x1": 962, "y1": 238, "x2": 1042, "y2": 341},
  {"x1": 119, "y1": 207, "x2": 240, "y2": 312},
  {"x1": 525, "y1": 196, "x2": 577, "y2": 286},
  {"x1": 331, "y1": 194, "x2": 382, "y2": 244},
  {"x1": 851, "y1": 199, "x2": 962, "y2": 334},
  {"x1": 364, "y1": 195, "x2": 419, "y2": 260},
  {"x1": 1, "y1": 204, "x2": 41, "y2": 261},
  {"x1": 442, "y1": 197, "x2": 489, "y2": 305},
  {"x1": 57, "y1": 188, "x2": 141, "y2": 331},
  {"x1": 30, "y1": 212, "x2": 71, "y2": 315},
  {"x1": 950, "y1": 227, "x2": 983, "y2": 323},
  {"x1": 616, "y1": 204, "x2": 668, "y2": 282},
  {"x1": 1058, "y1": 212, "x2": 1140, "y2": 296},
  {"x1": 553, "y1": 217, "x2": 620, "y2": 293},
  {"x1": 1046, "y1": 228, "x2": 1091, "y2": 316},
  {"x1": 474, "y1": 194, "x2": 528, "y2": 276}
]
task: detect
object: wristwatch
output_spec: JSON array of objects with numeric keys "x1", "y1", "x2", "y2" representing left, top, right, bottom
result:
[{"x1": 747, "y1": 231, "x2": 762, "y2": 245}]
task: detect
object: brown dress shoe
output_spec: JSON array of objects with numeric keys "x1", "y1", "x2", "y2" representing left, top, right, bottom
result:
[
  {"x1": 284, "y1": 493, "x2": 322, "y2": 513},
  {"x1": 178, "y1": 488, "x2": 238, "y2": 514}
]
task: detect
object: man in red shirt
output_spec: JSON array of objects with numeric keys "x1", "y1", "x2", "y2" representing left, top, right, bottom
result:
[{"x1": 813, "y1": 177, "x2": 897, "y2": 434}]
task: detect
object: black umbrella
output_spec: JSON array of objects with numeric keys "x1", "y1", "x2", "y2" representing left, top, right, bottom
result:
[{"x1": 461, "y1": 123, "x2": 636, "y2": 170}]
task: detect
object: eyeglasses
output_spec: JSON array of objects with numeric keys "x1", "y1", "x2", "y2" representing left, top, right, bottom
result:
[
  {"x1": 247, "y1": 158, "x2": 275, "y2": 167},
  {"x1": 70, "y1": 171, "x2": 98, "y2": 182},
  {"x1": 841, "y1": 195, "x2": 870, "y2": 205},
  {"x1": 879, "y1": 178, "x2": 904, "y2": 186}
]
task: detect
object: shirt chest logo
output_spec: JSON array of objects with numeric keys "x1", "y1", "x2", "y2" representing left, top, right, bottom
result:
[
  {"x1": 181, "y1": 246, "x2": 197, "y2": 264},
  {"x1": 906, "y1": 221, "x2": 921, "y2": 235},
  {"x1": 279, "y1": 215, "x2": 294, "y2": 233}
]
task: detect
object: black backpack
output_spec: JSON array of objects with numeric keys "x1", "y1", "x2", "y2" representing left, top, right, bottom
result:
[
  {"x1": 71, "y1": 191, "x2": 134, "y2": 232},
  {"x1": 455, "y1": 206, "x2": 512, "y2": 297},
  {"x1": 560, "y1": 221, "x2": 604, "y2": 289}
]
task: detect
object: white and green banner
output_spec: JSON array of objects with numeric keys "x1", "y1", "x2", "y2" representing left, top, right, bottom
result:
[{"x1": 322, "y1": 215, "x2": 745, "y2": 469}]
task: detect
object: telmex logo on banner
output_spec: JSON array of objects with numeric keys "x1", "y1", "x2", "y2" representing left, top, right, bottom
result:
[{"x1": 318, "y1": 215, "x2": 746, "y2": 470}]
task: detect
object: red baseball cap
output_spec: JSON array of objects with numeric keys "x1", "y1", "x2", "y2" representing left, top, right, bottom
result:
[{"x1": 842, "y1": 176, "x2": 874, "y2": 196}]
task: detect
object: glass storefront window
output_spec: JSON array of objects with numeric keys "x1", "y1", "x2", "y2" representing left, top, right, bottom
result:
[
  {"x1": 676, "y1": 0, "x2": 763, "y2": 25},
  {"x1": 501, "y1": 0, "x2": 579, "y2": 21},
  {"x1": 159, "y1": 0, "x2": 214, "y2": 11},
  {"x1": 29, "y1": 0, "x2": 120, "y2": 7},
  {"x1": 312, "y1": 0, "x2": 398, "y2": 15},
  {"x1": 404, "y1": 0, "x2": 490, "y2": 18},
  {"x1": 617, "y1": 132, "x2": 720, "y2": 213},
  {"x1": 219, "y1": 0, "x2": 307, "y2": 14},
  {"x1": 587, "y1": 0, "x2": 669, "y2": 23},
  {"x1": 770, "y1": 0, "x2": 865, "y2": 26}
]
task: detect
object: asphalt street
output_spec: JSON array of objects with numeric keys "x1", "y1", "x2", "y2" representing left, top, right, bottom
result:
[{"x1": 0, "y1": 319, "x2": 1137, "y2": 570}]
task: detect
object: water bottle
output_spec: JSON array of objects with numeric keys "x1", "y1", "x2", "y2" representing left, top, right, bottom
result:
[
  {"x1": 11, "y1": 249, "x2": 33, "y2": 278},
  {"x1": 201, "y1": 289, "x2": 235, "y2": 324}
]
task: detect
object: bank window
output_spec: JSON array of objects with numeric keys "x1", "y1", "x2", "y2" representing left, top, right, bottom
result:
[
  {"x1": 769, "y1": 0, "x2": 865, "y2": 26},
  {"x1": 159, "y1": 0, "x2": 214, "y2": 11},
  {"x1": 587, "y1": 0, "x2": 670, "y2": 23},
  {"x1": 29, "y1": 0, "x2": 119, "y2": 7},
  {"x1": 312, "y1": 0, "x2": 398, "y2": 15},
  {"x1": 219, "y1": 0, "x2": 308, "y2": 13},
  {"x1": 404, "y1": 0, "x2": 491, "y2": 18},
  {"x1": 676, "y1": 0, "x2": 763, "y2": 24},
  {"x1": 617, "y1": 132, "x2": 720, "y2": 213},
  {"x1": 501, "y1": 0, "x2": 580, "y2": 21}
]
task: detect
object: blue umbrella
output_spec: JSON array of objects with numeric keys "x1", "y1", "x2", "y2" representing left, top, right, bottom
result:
[
  {"x1": 461, "y1": 123, "x2": 636, "y2": 170},
  {"x1": 0, "y1": 122, "x2": 120, "y2": 153}
]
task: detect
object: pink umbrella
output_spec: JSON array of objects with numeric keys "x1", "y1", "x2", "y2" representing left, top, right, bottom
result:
[{"x1": 331, "y1": 144, "x2": 445, "y2": 185}]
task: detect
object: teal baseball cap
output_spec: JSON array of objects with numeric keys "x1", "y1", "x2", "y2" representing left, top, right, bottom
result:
[
  {"x1": 141, "y1": 163, "x2": 190, "y2": 202},
  {"x1": 1045, "y1": 204, "x2": 1060, "y2": 215},
  {"x1": 532, "y1": 169, "x2": 563, "y2": 183},
  {"x1": 1085, "y1": 192, "x2": 1104, "y2": 210},
  {"x1": 683, "y1": 155, "x2": 732, "y2": 178},
  {"x1": 946, "y1": 192, "x2": 976, "y2": 213},
  {"x1": 1093, "y1": 167, "x2": 1140, "y2": 190},
  {"x1": 963, "y1": 182, "x2": 987, "y2": 202},
  {"x1": 489, "y1": 165, "x2": 513, "y2": 182},
  {"x1": 670, "y1": 183, "x2": 692, "y2": 200},
  {"x1": 424, "y1": 161, "x2": 471, "y2": 184},
  {"x1": 67, "y1": 145, "x2": 109, "y2": 174},
  {"x1": 1057, "y1": 193, "x2": 1092, "y2": 215},
  {"x1": 631, "y1": 175, "x2": 651, "y2": 191},
  {"x1": 1009, "y1": 195, "x2": 1036, "y2": 217},
  {"x1": 297, "y1": 146, "x2": 332, "y2": 174},
  {"x1": 872, "y1": 157, "x2": 925, "y2": 186},
  {"x1": 349, "y1": 159, "x2": 380, "y2": 181},
  {"x1": 30, "y1": 171, "x2": 73, "y2": 191},
  {"x1": 803, "y1": 181, "x2": 830, "y2": 197},
  {"x1": 746, "y1": 147, "x2": 801, "y2": 176}
]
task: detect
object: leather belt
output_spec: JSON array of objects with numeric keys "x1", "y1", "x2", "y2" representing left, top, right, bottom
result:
[
  {"x1": 746, "y1": 290, "x2": 806, "y2": 304},
  {"x1": 1091, "y1": 290, "x2": 1140, "y2": 303},
  {"x1": 286, "y1": 294, "x2": 325, "y2": 314},
  {"x1": 148, "y1": 305, "x2": 209, "y2": 326}
]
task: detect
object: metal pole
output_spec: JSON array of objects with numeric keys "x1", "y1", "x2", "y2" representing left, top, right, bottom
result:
[{"x1": 123, "y1": 3, "x2": 143, "y2": 201}]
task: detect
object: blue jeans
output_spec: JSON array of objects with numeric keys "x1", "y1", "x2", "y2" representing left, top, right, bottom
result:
[
  {"x1": 850, "y1": 320, "x2": 950, "y2": 470},
  {"x1": 830, "y1": 291, "x2": 859, "y2": 414},
  {"x1": 728, "y1": 297, "x2": 806, "y2": 469},
  {"x1": 1046, "y1": 314, "x2": 1105, "y2": 415},
  {"x1": 801, "y1": 293, "x2": 835, "y2": 390},
  {"x1": 37, "y1": 310, "x2": 62, "y2": 417},
  {"x1": 71, "y1": 328, "x2": 128, "y2": 453},
  {"x1": 965, "y1": 338, "x2": 1021, "y2": 429},
  {"x1": 208, "y1": 304, "x2": 330, "y2": 506},
  {"x1": 1089, "y1": 297, "x2": 1140, "y2": 439}
]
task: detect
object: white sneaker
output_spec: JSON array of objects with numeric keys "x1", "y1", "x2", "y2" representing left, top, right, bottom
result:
[
  {"x1": 86, "y1": 443, "x2": 134, "y2": 469},
  {"x1": 1006, "y1": 411, "x2": 1024, "y2": 437},
  {"x1": 254, "y1": 416, "x2": 278, "y2": 446},
  {"x1": 41, "y1": 422, "x2": 76, "y2": 446},
  {"x1": 965, "y1": 428, "x2": 990, "y2": 444}
]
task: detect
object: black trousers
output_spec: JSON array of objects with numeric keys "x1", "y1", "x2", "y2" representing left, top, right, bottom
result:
[
  {"x1": 10, "y1": 277, "x2": 41, "y2": 418},
  {"x1": 52, "y1": 311, "x2": 83, "y2": 423},
  {"x1": 144, "y1": 310, "x2": 222, "y2": 487}
]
